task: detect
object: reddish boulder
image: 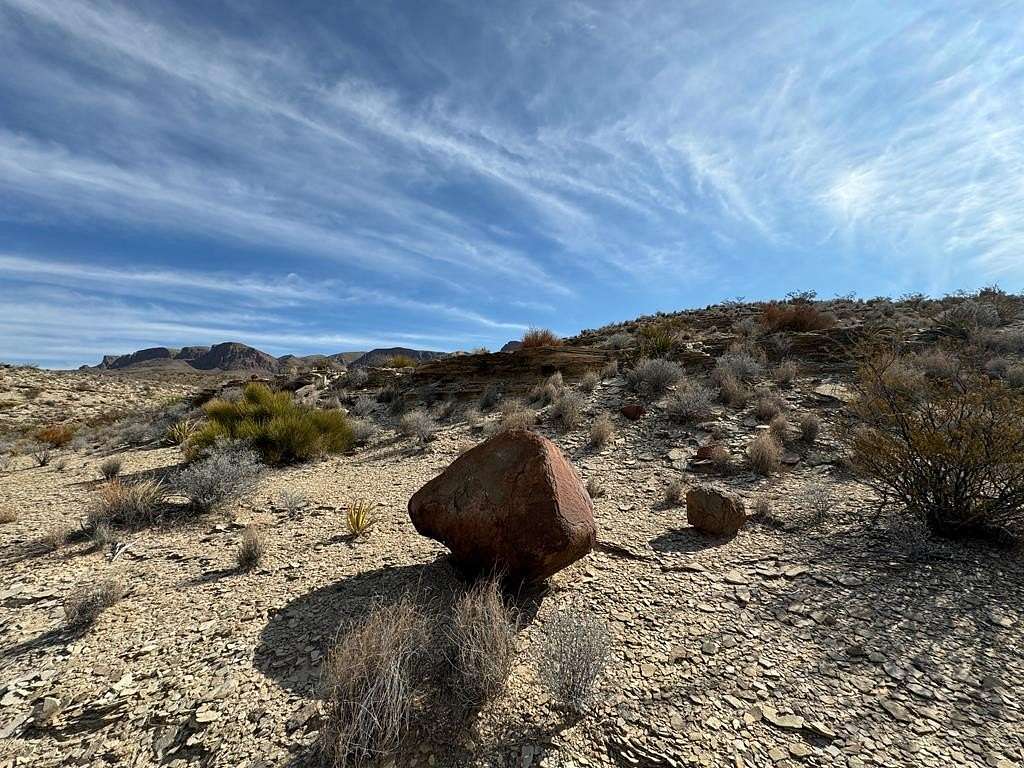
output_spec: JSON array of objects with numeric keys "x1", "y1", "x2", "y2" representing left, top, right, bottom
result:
[
  {"x1": 686, "y1": 485, "x2": 746, "y2": 536},
  {"x1": 408, "y1": 430, "x2": 596, "y2": 582},
  {"x1": 621, "y1": 404, "x2": 647, "y2": 421}
]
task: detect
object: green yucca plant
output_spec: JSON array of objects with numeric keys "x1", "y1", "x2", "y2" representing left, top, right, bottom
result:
[
  {"x1": 346, "y1": 499, "x2": 375, "y2": 537},
  {"x1": 165, "y1": 419, "x2": 200, "y2": 446},
  {"x1": 185, "y1": 383, "x2": 353, "y2": 465}
]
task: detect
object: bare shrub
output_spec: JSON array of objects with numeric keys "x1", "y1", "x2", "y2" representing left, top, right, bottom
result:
[
  {"x1": 665, "y1": 381, "x2": 714, "y2": 423},
  {"x1": 773, "y1": 360, "x2": 799, "y2": 386},
  {"x1": 99, "y1": 457, "x2": 122, "y2": 481},
  {"x1": 912, "y1": 349, "x2": 959, "y2": 380},
  {"x1": 716, "y1": 372, "x2": 749, "y2": 407},
  {"x1": 796, "y1": 412, "x2": 820, "y2": 443},
  {"x1": 353, "y1": 396, "x2": 376, "y2": 419},
  {"x1": 448, "y1": 577, "x2": 519, "y2": 708},
  {"x1": 32, "y1": 445, "x2": 52, "y2": 467},
  {"x1": 91, "y1": 478, "x2": 167, "y2": 527},
  {"x1": 478, "y1": 384, "x2": 501, "y2": 411},
  {"x1": 589, "y1": 413, "x2": 615, "y2": 448},
  {"x1": 236, "y1": 524, "x2": 266, "y2": 571},
  {"x1": 346, "y1": 499, "x2": 375, "y2": 537},
  {"x1": 349, "y1": 418, "x2": 377, "y2": 445},
  {"x1": 707, "y1": 444, "x2": 732, "y2": 473},
  {"x1": 521, "y1": 328, "x2": 561, "y2": 348},
  {"x1": 551, "y1": 391, "x2": 585, "y2": 431},
  {"x1": 64, "y1": 577, "x2": 125, "y2": 629},
  {"x1": 626, "y1": 358, "x2": 682, "y2": 397},
  {"x1": 400, "y1": 409, "x2": 437, "y2": 443},
  {"x1": 848, "y1": 350, "x2": 1024, "y2": 539},
  {"x1": 579, "y1": 370, "x2": 600, "y2": 392},
  {"x1": 172, "y1": 446, "x2": 261, "y2": 514},
  {"x1": 527, "y1": 381, "x2": 560, "y2": 406},
  {"x1": 713, "y1": 349, "x2": 765, "y2": 383},
  {"x1": 321, "y1": 597, "x2": 431, "y2": 768},
  {"x1": 747, "y1": 433, "x2": 782, "y2": 475},
  {"x1": 663, "y1": 478, "x2": 685, "y2": 506},
  {"x1": 753, "y1": 389, "x2": 786, "y2": 422},
  {"x1": 769, "y1": 414, "x2": 790, "y2": 443},
  {"x1": 546, "y1": 371, "x2": 564, "y2": 390},
  {"x1": 601, "y1": 360, "x2": 619, "y2": 379},
  {"x1": 537, "y1": 603, "x2": 610, "y2": 712},
  {"x1": 586, "y1": 476, "x2": 606, "y2": 498}
]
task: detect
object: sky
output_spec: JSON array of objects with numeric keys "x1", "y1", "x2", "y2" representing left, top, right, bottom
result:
[{"x1": 1, "y1": 0, "x2": 1023, "y2": 368}]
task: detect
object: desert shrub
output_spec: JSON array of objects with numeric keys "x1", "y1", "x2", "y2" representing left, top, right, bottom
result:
[
  {"x1": 912, "y1": 349, "x2": 959, "y2": 380},
  {"x1": 796, "y1": 412, "x2": 820, "y2": 443},
  {"x1": 932, "y1": 299, "x2": 1002, "y2": 339},
  {"x1": 237, "y1": 524, "x2": 266, "y2": 571},
  {"x1": 637, "y1": 325, "x2": 676, "y2": 359},
  {"x1": 713, "y1": 349, "x2": 764, "y2": 383},
  {"x1": 448, "y1": 577, "x2": 519, "y2": 708},
  {"x1": 528, "y1": 381, "x2": 560, "y2": 406},
  {"x1": 848, "y1": 351, "x2": 1024, "y2": 539},
  {"x1": 769, "y1": 414, "x2": 790, "y2": 443},
  {"x1": 497, "y1": 400, "x2": 536, "y2": 432},
  {"x1": 187, "y1": 383, "x2": 353, "y2": 465},
  {"x1": 64, "y1": 577, "x2": 126, "y2": 629},
  {"x1": 546, "y1": 371, "x2": 564, "y2": 390},
  {"x1": 277, "y1": 489, "x2": 307, "y2": 515},
  {"x1": 716, "y1": 371, "x2": 749, "y2": 407},
  {"x1": 980, "y1": 328, "x2": 1024, "y2": 354},
  {"x1": 521, "y1": 328, "x2": 561, "y2": 348},
  {"x1": 604, "y1": 332, "x2": 632, "y2": 350},
  {"x1": 985, "y1": 357, "x2": 1011, "y2": 379},
  {"x1": 1006, "y1": 365, "x2": 1024, "y2": 389},
  {"x1": 40, "y1": 524, "x2": 72, "y2": 551},
  {"x1": 171, "y1": 446, "x2": 261, "y2": 514},
  {"x1": 346, "y1": 499, "x2": 375, "y2": 537},
  {"x1": 478, "y1": 384, "x2": 501, "y2": 411},
  {"x1": 773, "y1": 360, "x2": 799, "y2": 386},
  {"x1": 551, "y1": 391, "x2": 585, "y2": 431},
  {"x1": 399, "y1": 409, "x2": 437, "y2": 443},
  {"x1": 706, "y1": 444, "x2": 732, "y2": 472},
  {"x1": 586, "y1": 476, "x2": 605, "y2": 498},
  {"x1": 663, "y1": 478, "x2": 685, "y2": 506},
  {"x1": 537, "y1": 603, "x2": 610, "y2": 712},
  {"x1": 589, "y1": 413, "x2": 615, "y2": 447},
  {"x1": 463, "y1": 406, "x2": 483, "y2": 428},
  {"x1": 89, "y1": 521, "x2": 115, "y2": 550},
  {"x1": 346, "y1": 367, "x2": 370, "y2": 388},
  {"x1": 165, "y1": 419, "x2": 199, "y2": 446},
  {"x1": 90, "y1": 478, "x2": 167, "y2": 527},
  {"x1": 37, "y1": 424, "x2": 75, "y2": 448},
  {"x1": 760, "y1": 302, "x2": 836, "y2": 332},
  {"x1": 99, "y1": 457, "x2": 122, "y2": 481},
  {"x1": 665, "y1": 381, "x2": 714, "y2": 423},
  {"x1": 349, "y1": 418, "x2": 377, "y2": 445},
  {"x1": 579, "y1": 370, "x2": 600, "y2": 393},
  {"x1": 381, "y1": 354, "x2": 416, "y2": 369},
  {"x1": 601, "y1": 360, "x2": 619, "y2": 379},
  {"x1": 321, "y1": 597, "x2": 430, "y2": 768},
  {"x1": 753, "y1": 390, "x2": 786, "y2": 422},
  {"x1": 0, "y1": 508, "x2": 16, "y2": 524},
  {"x1": 0, "y1": 452, "x2": 11, "y2": 473},
  {"x1": 747, "y1": 433, "x2": 782, "y2": 475},
  {"x1": 626, "y1": 358, "x2": 682, "y2": 397},
  {"x1": 353, "y1": 395, "x2": 376, "y2": 419},
  {"x1": 32, "y1": 445, "x2": 52, "y2": 467}
]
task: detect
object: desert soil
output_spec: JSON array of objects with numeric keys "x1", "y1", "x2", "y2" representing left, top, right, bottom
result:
[{"x1": 1, "y1": 367, "x2": 1021, "y2": 768}]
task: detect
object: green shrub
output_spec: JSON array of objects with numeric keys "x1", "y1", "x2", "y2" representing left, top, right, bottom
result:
[{"x1": 186, "y1": 383, "x2": 353, "y2": 465}]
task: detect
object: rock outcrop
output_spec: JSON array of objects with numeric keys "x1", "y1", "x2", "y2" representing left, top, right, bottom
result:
[
  {"x1": 408, "y1": 430, "x2": 596, "y2": 582},
  {"x1": 686, "y1": 484, "x2": 746, "y2": 536}
]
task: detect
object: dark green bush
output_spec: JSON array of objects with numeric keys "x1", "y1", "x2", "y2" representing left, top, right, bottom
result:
[{"x1": 187, "y1": 383, "x2": 353, "y2": 465}]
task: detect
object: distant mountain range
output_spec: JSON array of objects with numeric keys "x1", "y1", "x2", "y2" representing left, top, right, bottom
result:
[{"x1": 87, "y1": 342, "x2": 448, "y2": 373}]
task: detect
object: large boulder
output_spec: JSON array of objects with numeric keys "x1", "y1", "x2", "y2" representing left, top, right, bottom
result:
[
  {"x1": 408, "y1": 430, "x2": 596, "y2": 582},
  {"x1": 686, "y1": 485, "x2": 746, "y2": 536}
]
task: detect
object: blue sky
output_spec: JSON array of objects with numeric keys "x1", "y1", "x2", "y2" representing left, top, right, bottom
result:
[{"x1": 1, "y1": 0, "x2": 1022, "y2": 368}]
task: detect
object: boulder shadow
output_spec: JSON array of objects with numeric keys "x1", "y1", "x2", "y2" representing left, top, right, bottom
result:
[{"x1": 649, "y1": 526, "x2": 737, "y2": 554}]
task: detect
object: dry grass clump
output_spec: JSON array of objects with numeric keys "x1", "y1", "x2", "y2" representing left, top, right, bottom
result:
[
  {"x1": 796, "y1": 412, "x2": 820, "y2": 443},
  {"x1": 346, "y1": 499, "x2": 375, "y2": 537},
  {"x1": 40, "y1": 524, "x2": 72, "y2": 551},
  {"x1": 171, "y1": 446, "x2": 261, "y2": 514},
  {"x1": 706, "y1": 445, "x2": 733, "y2": 473},
  {"x1": 353, "y1": 395, "x2": 376, "y2": 419},
  {"x1": 911, "y1": 348, "x2": 959, "y2": 380},
  {"x1": 37, "y1": 423, "x2": 76, "y2": 448},
  {"x1": 760, "y1": 301, "x2": 836, "y2": 332},
  {"x1": 601, "y1": 360, "x2": 619, "y2": 379},
  {"x1": 537, "y1": 602, "x2": 610, "y2": 712},
  {"x1": 32, "y1": 446, "x2": 52, "y2": 467},
  {"x1": 579, "y1": 370, "x2": 600, "y2": 393},
  {"x1": 448, "y1": 577, "x2": 519, "y2": 708},
  {"x1": 187, "y1": 383, "x2": 353, "y2": 465},
  {"x1": 585, "y1": 476, "x2": 606, "y2": 498},
  {"x1": 753, "y1": 389, "x2": 786, "y2": 422},
  {"x1": 769, "y1": 415, "x2": 790, "y2": 444},
  {"x1": 626, "y1": 358, "x2": 682, "y2": 397},
  {"x1": 665, "y1": 381, "x2": 714, "y2": 423},
  {"x1": 165, "y1": 419, "x2": 199, "y2": 446},
  {"x1": 381, "y1": 354, "x2": 416, "y2": 369},
  {"x1": 497, "y1": 400, "x2": 536, "y2": 432},
  {"x1": 663, "y1": 478, "x2": 685, "y2": 506},
  {"x1": 478, "y1": 384, "x2": 501, "y2": 411},
  {"x1": 849, "y1": 350, "x2": 1024, "y2": 539},
  {"x1": 715, "y1": 372, "x2": 749, "y2": 407},
  {"x1": 277, "y1": 489, "x2": 307, "y2": 515},
  {"x1": 604, "y1": 332, "x2": 632, "y2": 350},
  {"x1": 551, "y1": 391, "x2": 585, "y2": 431},
  {"x1": 589, "y1": 413, "x2": 615, "y2": 448},
  {"x1": 713, "y1": 348, "x2": 765, "y2": 383},
  {"x1": 773, "y1": 359, "x2": 799, "y2": 386},
  {"x1": 64, "y1": 577, "x2": 125, "y2": 629},
  {"x1": 747, "y1": 433, "x2": 782, "y2": 475},
  {"x1": 99, "y1": 456, "x2": 122, "y2": 481},
  {"x1": 400, "y1": 409, "x2": 437, "y2": 443},
  {"x1": 321, "y1": 597, "x2": 431, "y2": 768},
  {"x1": 521, "y1": 327, "x2": 561, "y2": 348},
  {"x1": 91, "y1": 478, "x2": 167, "y2": 527},
  {"x1": 236, "y1": 524, "x2": 266, "y2": 571},
  {"x1": 527, "y1": 381, "x2": 560, "y2": 406},
  {"x1": 349, "y1": 418, "x2": 377, "y2": 445}
]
